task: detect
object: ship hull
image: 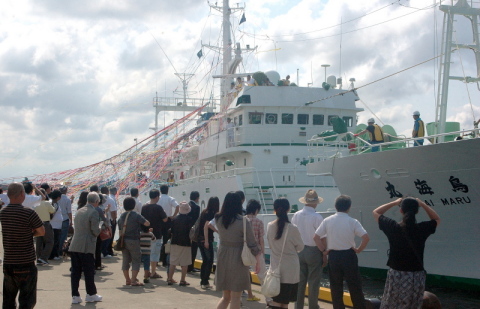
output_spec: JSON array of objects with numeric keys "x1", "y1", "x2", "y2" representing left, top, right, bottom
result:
[{"x1": 307, "y1": 138, "x2": 480, "y2": 289}]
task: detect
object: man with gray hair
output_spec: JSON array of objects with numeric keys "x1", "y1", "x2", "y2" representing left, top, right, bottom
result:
[
  {"x1": 0, "y1": 182, "x2": 45, "y2": 308},
  {"x1": 69, "y1": 192, "x2": 102, "y2": 304}
]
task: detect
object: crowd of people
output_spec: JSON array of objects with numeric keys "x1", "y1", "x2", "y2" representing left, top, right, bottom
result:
[{"x1": 0, "y1": 181, "x2": 441, "y2": 309}]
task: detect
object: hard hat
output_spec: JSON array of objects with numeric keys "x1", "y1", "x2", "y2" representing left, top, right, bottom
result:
[
  {"x1": 413, "y1": 111, "x2": 420, "y2": 116},
  {"x1": 367, "y1": 118, "x2": 375, "y2": 123}
]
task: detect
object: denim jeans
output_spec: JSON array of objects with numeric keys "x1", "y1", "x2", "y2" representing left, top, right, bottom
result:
[
  {"x1": 198, "y1": 241, "x2": 214, "y2": 285},
  {"x1": 58, "y1": 219, "x2": 70, "y2": 257},
  {"x1": 3, "y1": 263, "x2": 38, "y2": 309},
  {"x1": 50, "y1": 229, "x2": 62, "y2": 259}
]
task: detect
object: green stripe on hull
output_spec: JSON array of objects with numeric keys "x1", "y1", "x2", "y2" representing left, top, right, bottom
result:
[{"x1": 358, "y1": 267, "x2": 480, "y2": 291}]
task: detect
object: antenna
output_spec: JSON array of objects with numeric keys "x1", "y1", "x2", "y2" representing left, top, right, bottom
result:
[{"x1": 321, "y1": 64, "x2": 330, "y2": 83}]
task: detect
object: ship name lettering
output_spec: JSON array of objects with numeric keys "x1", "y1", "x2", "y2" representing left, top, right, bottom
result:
[
  {"x1": 424, "y1": 200, "x2": 435, "y2": 207},
  {"x1": 440, "y1": 196, "x2": 471, "y2": 205}
]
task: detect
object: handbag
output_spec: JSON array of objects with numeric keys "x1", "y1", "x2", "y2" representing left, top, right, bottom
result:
[
  {"x1": 164, "y1": 239, "x2": 172, "y2": 254},
  {"x1": 99, "y1": 223, "x2": 112, "y2": 241},
  {"x1": 241, "y1": 216, "x2": 257, "y2": 267},
  {"x1": 189, "y1": 215, "x2": 201, "y2": 242},
  {"x1": 114, "y1": 211, "x2": 131, "y2": 251},
  {"x1": 261, "y1": 225, "x2": 289, "y2": 298}
]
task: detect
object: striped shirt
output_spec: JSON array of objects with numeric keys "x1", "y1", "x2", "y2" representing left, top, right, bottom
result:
[
  {"x1": 140, "y1": 232, "x2": 155, "y2": 255},
  {"x1": 0, "y1": 204, "x2": 43, "y2": 264}
]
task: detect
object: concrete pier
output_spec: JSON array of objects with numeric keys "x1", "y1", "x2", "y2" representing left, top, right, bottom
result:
[{"x1": 0, "y1": 254, "x2": 335, "y2": 308}]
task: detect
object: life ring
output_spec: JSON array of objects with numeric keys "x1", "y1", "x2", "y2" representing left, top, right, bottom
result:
[{"x1": 266, "y1": 114, "x2": 277, "y2": 124}]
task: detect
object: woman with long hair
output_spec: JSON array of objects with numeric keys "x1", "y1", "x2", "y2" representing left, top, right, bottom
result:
[
  {"x1": 198, "y1": 196, "x2": 220, "y2": 289},
  {"x1": 373, "y1": 197, "x2": 440, "y2": 309},
  {"x1": 77, "y1": 191, "x2": 89, "y2": 209},
  {"x1": 215, "y1": 192, "x2": 259, "y2": 309},
  {"x1": 266, "y1": 198, "x2": 304, "y2": 309}
]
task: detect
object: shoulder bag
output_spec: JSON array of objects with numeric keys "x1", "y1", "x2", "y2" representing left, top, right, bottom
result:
[
  {"x1": 114, "y1": 211, "x2": 131, "y2": 251},
  {"x1": 261, "y1": 224, "x2": 289, "y2": 298},
  {"x1": 241, "y1": 216, "x2": 257, "y2": 267},
  {"x1": 189, "y1": 215, "x2": 202, "y2": 242},
  {"x1": 99, "y1": 222, "x2": 112, "y2": 241}
]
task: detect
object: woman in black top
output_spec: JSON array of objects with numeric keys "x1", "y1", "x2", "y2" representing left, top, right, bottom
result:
[
  {"x1": 167, "y1": 202, "x2": 194, "y2": 286},
  {"x1": 197, "y1": 196, "x2": 220, "y2": 289},
  {"x1": 373, "y1": 197, "x2": 440, "y2": 309}
]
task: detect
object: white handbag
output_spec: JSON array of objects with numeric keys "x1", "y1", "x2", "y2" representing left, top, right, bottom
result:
[
  {"x1": 241, "y1": 217, "x2": 257, "y2": 267},
  {"x1": 261, "y1": 225, "x2": 289, "y2": 298}
]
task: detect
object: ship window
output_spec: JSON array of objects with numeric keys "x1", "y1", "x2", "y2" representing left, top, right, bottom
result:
[
  {"x1": 238, "y1": 115, "x2": 243, "y2": 126},
  {"x1": 281, "y1": 113, "x2": 293, "y2": 124},
  {"x1": 265, "y1": 113, "x2": 277, "y2": 124},
  {"x1": 313, "y1": 114, "x2": 324, "y2": 125},
  {"x1": 236, "y1": 95, "x2": 251, "y2": 105},
  {"x1": 343, "y1": 116, "x2": 353, "y2": 127},
  {"x1": 283, "y1": 156, "x2": 288, "y2": 164},
  {"x1": 249, "y1": 112, "x2": 263, "y2": 124},
  {"x1": 328, "y1": 115, "x2": 339, "y2": 126},
  {"x1": 298, "y1": 114, "x2": 309, "y2": 125}
]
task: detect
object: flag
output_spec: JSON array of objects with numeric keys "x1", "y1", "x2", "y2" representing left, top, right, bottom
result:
[
  {"x1": 239, "y1": 13, "x2": 246, "y2": 25},
  {"x1": 197, "y1": 49, "x2": 203, "y2": 58}
]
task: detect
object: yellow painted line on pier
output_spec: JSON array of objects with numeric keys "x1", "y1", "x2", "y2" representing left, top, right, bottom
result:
[{"x1": 193, "y1": 259, "x2": 354, "y2": 307}]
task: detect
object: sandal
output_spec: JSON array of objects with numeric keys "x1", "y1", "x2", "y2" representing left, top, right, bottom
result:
[
  {"x1": 167, "y1": 279, "x2": 175, "y2": 285},
  {"x1": 131, "y1": 280, "x2": 144, "y2": 286},
  {"x1": 125, "y1": 280, "x2": 131, "y2": 286},
  {"x1": 150, "y1": 272, "x2": 162, "y2": 279},
  {"x1": 179, "y1": 281, "x2": 190, "y2": 286},
  {"x1": 247, "y1": 296, "x2": 261, "y2": 301}
]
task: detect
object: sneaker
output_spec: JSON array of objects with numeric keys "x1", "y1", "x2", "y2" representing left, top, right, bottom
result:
[
  {"x1": 71, "y1": 296, "x2": 82, "y2": 304},
  {"x1": 143, "y1": 278, "x2": 150, "y2": 284},
  {"x1": 85, "y1": 294, "x2": 102, "y2": 303},
  {"x1": 201, "y1": 284, "x2": 212, "y2": 289},
  {"x1": 53, "y1": 256, "x2": 62, "y2": 260},
  {"x1": 102, "y1": 254, "x2": 112, "y2": 259},
  {"x1": 37, "y1": 258, "x2": 49, "y2": 265}
]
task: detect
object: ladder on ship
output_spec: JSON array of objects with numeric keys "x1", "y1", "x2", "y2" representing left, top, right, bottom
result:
[
  {"x1": 244, "y1": 186, "x2": 277, "y2": 214},
  {"x1": 435, "y1": 0, "x2": 480, "y2": 142}
]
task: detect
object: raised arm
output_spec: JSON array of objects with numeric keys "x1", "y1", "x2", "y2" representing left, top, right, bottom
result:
[
  {"x1": 416, "y1": 198, "x2": 440, "y2": 226},
  {"x1": 372, "y1": 198, "x2": 402, "y2": 222}
]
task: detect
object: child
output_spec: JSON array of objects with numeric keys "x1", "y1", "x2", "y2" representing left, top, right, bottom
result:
[{"x1": 140, "y1": 228, "x2": 156, "y2": 283}]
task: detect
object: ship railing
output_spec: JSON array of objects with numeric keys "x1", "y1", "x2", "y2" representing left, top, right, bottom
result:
[
  {"x1": 152, "y1": 96, "x2": 219, "y2": 108},
  {"x1": 308, "y1": 128, "x2": 479, "y2": 161}
]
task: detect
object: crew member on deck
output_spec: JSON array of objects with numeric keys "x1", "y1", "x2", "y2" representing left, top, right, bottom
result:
[
  {"x1": 412, "y1": 111, "x2": 425, "y2": 146},
  {"x1": 355, "y1": 118, "x2": 384, "y2": 152}
]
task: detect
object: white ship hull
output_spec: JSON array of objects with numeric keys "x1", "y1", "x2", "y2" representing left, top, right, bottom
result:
[{"x1": 307, "y1": 138, "x2": 480, "y2": 289}]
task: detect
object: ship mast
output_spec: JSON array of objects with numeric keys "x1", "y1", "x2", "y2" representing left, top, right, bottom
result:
[
  {"x1": 206, "y1": 0, "x2": 251, "y2": 111},
  {"x1": 435, "y1": 0, "x2": 480, "y2": 142}
]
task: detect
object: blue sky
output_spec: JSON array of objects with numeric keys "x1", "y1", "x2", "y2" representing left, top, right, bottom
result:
[{"x1": 0, "y1": 0, "x2": 478, "y2": 180}]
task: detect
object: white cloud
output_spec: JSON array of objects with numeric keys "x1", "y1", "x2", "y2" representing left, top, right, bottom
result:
[{"x1": 0, "y1": 0, "x2": 478, "y2": 180}]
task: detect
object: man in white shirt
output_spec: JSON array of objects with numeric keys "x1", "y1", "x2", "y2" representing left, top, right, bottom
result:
[
  {"x1": 58, "y1": 186, "x2": 73, "y2": 259},
  {"x1": 22, "y1": 183, "x2": 45, "y2": 209},
  {"x1": 0, "y1": 188, "x2": 10, "y2": 206},
  {"x1": 100, "y1": 186, "x2": 117, "y2": 257},
  {"x1": 314, "y1": 195, "x2": 369, "y2": 309},
  {"x1": 292, "y1": 190, "x2": 326, "y2": 309},
  {"x1": 158, "y1": 184, "x2": 179, "y2": 266},
  {"x1": 106, "y1": 187, "x2": 118, "y2": 256},
  {"x1": 130, "y1": 188, "x2": 143, "y2": 213},
  {"x1": 246, "y1": 74, "x2": 256, "y2": 86}
]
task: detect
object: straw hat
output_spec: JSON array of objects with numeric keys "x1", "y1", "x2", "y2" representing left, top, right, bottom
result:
[
  {"x1": 179, "y1": 201, "x2": 191, "y2": 214},
  {"x1": 299, "y1": 189, "x2": 323, "y2": 204}
]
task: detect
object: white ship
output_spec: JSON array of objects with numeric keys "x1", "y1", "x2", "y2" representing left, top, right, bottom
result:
[
  {"x1": 306, "y1": 0, "x2": 480, "y2": 290},
  {"x1": 158, "y1": 0, "x2": 362, "y2": 212}
]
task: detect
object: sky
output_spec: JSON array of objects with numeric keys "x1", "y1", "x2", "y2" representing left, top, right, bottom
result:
[{"x1": 0, "y1": 0, "x2": 478, "y2": 180}]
